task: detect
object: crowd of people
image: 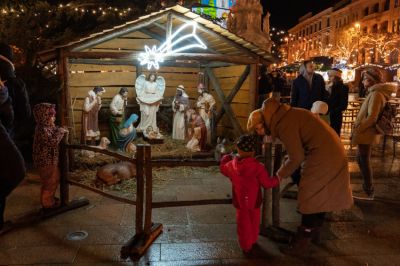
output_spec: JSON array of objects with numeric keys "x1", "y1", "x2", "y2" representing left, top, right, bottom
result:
[{"x1": 221, "y1": 60, "x2": 397, "y2": 256}]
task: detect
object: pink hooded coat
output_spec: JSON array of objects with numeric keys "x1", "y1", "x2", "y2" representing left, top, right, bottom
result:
[{"x1": 220, "y1": 155, "x2": 279, "y2": 209}]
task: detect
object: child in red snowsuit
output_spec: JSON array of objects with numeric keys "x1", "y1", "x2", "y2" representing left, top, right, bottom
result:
[
  {"x1": 33, "y1": 103, "x2": 68, "y2": 209},
  {"x1": 220, "y1": 134, "x2": 280, "y2": 253}
]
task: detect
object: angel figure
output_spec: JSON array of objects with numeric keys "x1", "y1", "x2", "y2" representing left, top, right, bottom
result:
[
  {"x1": 196, "y1": 83, "x2": 216, "y2": 144},
  {"x1": 172, "y1": 85, "x2": 189, "y2": 140},
  {"x1": 135, "y1": 73, "x2": 165, "y2": 136}
]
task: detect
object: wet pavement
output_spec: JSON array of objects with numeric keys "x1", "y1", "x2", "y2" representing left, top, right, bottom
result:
[{"x1": 1, "y1": 151, "x2": 400, "y2": 266}]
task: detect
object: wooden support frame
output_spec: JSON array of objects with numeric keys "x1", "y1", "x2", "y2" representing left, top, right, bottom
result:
[
  {"x1": 121, "y1": 144, "x2": 162, "y2": 261},
  {"x1": 65, "y1": 51, "x2": 255, "y2": 65},
  {"x1": 214, "y1": 65, "x2": 251, "y2": 125},
  {"x1": 205, "y1": 67, "x2": 244, "y2": 137}
]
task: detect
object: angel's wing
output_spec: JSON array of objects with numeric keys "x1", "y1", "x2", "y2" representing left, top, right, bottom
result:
[
  {"x1": 135, "y1": 74, "x2": 146, "y2": 97},
  {"x1": 156, "y1": 76, "x2": 166, "y2": 98}
]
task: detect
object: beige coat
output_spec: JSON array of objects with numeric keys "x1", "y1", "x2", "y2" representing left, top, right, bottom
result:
[
  {"x1": 352, "y1": 83, "x2": 397, "y2": 145},
  {"x1": 260, "y1": 101, "x2": 353, "y2": 214}
]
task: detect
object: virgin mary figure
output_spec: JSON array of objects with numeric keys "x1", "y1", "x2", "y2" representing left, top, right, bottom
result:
[{"x1": 135, "y1": 73, "x2": 165, "y2": 137}]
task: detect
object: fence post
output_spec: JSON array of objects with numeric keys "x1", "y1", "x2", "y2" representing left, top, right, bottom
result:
[
  {"x1": 135, "y1": 145, "x2": 145, "y2": 235},
  {"x1": 144, "y1": 144, "x2": 153, "y2": 236},
  {"x1": 272, "y1": 144, "x2": 283, "y2": 227},
  {"x1": 261, "y1": 142, "x2": 273, "y2": 228}
]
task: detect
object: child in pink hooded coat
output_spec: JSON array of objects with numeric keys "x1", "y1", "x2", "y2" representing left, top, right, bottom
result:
[
  {"x1": 33, "y1": 103, "x2": 68, "y2": 209},
  {"x1": 220, "y1": 134, "x2": 280, "y2": 253}
]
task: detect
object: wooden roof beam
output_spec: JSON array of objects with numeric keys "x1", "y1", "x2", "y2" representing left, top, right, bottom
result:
[
  {"x1": 170, "y1": 11, "x2": 258, "y2": 60},
  {"x1": 70, "y1": 13, "x2": 168, "y2": 52},
  {"x1": 152, "y1": 21, "x2": 220, "y2": 54},
  {"x1": 65, "y1": 51, "x2": 256, "y2": 65}
]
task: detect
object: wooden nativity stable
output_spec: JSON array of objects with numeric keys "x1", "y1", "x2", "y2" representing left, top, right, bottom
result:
[{"x1": 38, "y1": 5, "x2": 273, "y2": 144}]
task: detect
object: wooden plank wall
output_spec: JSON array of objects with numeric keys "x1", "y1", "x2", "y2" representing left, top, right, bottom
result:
[
  {"x1": 68, "y1": 62, "x2": 252, "y2": 143},
  {"x1": 210, "y1": 65, "x2": 251, "y2": 138},
  {"x1": 68, "y1": 63, "x2": 202, "y2": 143}
]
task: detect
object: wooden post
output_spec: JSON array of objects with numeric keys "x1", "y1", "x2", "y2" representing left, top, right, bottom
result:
[
  {"x1": 59, "y1": 135, "x2": 69, "y2": 206},
  {"x1": 205, "y1": 67, "x2": 243, "y2": 137},
  {"x1": 249, "y1": 64, "x2": 258, "y2": 110},
  {"x1": 135, "y1": 145, "x2": 145, "y2": 235},
  {"x1": 272, "y1": 144, "x2": 283, "y2": 227},
  {"x1": 261, "y1": 143, "x2": 273, "y2": 227},
  {"x1": 166, "y1": 13, "x2": 173, "y2": 53},
  {"x1": 144, "y1": 145, "x2": 153, "y2": 236}
]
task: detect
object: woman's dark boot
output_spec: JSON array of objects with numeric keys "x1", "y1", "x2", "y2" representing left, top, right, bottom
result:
[{"x1": 280, "y1": 226, "x2": 315, "y2": 256}]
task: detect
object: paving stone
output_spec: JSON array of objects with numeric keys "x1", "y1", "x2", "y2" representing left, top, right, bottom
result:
[
  {"x1": 160, "y1": 242, "x2": 244, "y2": 261},
  {"x1": 74, "y1": 244, "x2": 160, "y2": 263},
  {"x1": 150, "y1": 259, "x2": 222, "y2": 266},
  {"x1": 189, "y1": 224, "x2": 237, "y2": 242},
  {"x1": 152, "y1": 207, "x2": 189, "y2": 225},
  {"x1": 0, "y1": 245, "x2": 79, "y2": 265},
  {"x1": 187, "y1": 206, "x2": 235, "y2": 225},
  {"x1": 78, "y1": 225, "x2": 135, "y2": 245},
  {"x1": 0, "y1": 224, "x2": 79, "y2": 249}
]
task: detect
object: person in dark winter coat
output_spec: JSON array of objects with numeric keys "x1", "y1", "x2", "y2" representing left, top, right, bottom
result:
[
  {"x1": 291, "y1": 60, "x2": 328, "y2": 110},
  {"x1": 258, "y1": 66, "x2": 273, "y2": 108},
  {"x1": 0, "y1": 43, "x2": 31, "y2": 141},
  {"x1": 0, "y1": 78, "x2": 25, "y2": 230},
  {"x1": 326, "y1": 68, "x2": 349, "y2": 136}
]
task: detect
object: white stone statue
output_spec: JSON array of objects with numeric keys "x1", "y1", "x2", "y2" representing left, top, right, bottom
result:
[
  {"x1": 135, "y1": 73, "x2": 165, "y2": 136},
  {"x1": 172, "y1": 85, "x2": 189, "y2": 140},
  {"x1": 196, "y1": 83, "x2": 216, "y2": 144}
]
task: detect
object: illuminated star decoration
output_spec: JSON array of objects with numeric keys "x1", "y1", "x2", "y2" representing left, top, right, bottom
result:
[{"x1": 138, "y1": 21, "x2": 207, "y2": 70}]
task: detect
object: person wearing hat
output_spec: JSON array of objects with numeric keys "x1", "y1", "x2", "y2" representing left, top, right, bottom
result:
[
  {"x1": 291, "y1": 60, "x2": 328, "y2": 110},
  {"x1": 326, "y1": 68, "x2": 349, "y2": 136},
  {"x1": 311, "y1": 100, "x2": 330, "y2": 124},
  {"x1": 82, "y1": 86, "x2": 105, "y2": 145},
  {"x1": 352, "y1": 68, "x2": 397, "y2": 200},
  {"x1": 247, "y1": 98, "x2": 353, "y2": 256},
  {"x1": 172, "y1": 85, "x2": 189, "y2": 140},
  {"x1": 220, "y1": 134, "x2": 280, "y2": 254}
]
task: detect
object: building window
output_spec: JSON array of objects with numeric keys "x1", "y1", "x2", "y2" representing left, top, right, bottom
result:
[
  {"x1": 373, "y1": 3, "x2": 380, "y2": 13},
  {"x1": 372, "y1": 24, "x2": 378, "y2": 33},
  {"x1": 363, "y1": 26, "x2": 368, "y2": 34},
  {"x1": 327, "y1": 17, "x2": 330, "y2": 27},
  {"x1": 364, "y1": 7, "x2": 369, "y2": 16},
  {"x1": 381, "y1": 21, "x2": 388, "y2": 32},
  {"x1": 396, "y1": 0, "x2": 399, "y2": 8},
  {"x1": 319, "y1": 21, "x2": 322, "y2": 30},
  {"x1": 384, "y1": 0, "x2": 390, "y2": 11}
]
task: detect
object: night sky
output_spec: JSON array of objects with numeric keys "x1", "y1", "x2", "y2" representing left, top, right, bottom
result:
[{"x1": 261, "y1": 0, "x2": 340, "y2": 29}]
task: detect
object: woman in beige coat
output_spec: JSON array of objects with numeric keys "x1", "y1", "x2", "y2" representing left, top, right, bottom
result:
[
  {"x1": 247, "y1": 98, "x2": 353, "y2": 255},
  {"x1": 351, "y1": 69, "x2": 396, "y2": 200}
]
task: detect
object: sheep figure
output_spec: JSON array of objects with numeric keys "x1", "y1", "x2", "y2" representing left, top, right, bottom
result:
[
  {"x1": 81, "y1": 137, "x2": 111, "y2": 158},
  {"x1": 214, "y1": 137, "x2": 227, "y2": 162},
  {"x1": 96, "y1": 161, "x2": 136, "y2": 186}
]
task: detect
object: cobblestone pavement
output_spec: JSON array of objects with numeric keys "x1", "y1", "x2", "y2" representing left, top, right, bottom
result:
[{"x1": 1, "y1": 152, "x2": 399, "y2": 266}]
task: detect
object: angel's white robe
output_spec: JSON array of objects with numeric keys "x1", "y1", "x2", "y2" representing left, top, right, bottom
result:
[
  {"x1": 172, "y1": 100, "x2": 187, "y2": 140},
  {"x1": 136, "y1": 80, "x2": 161, "y2": 132}
]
